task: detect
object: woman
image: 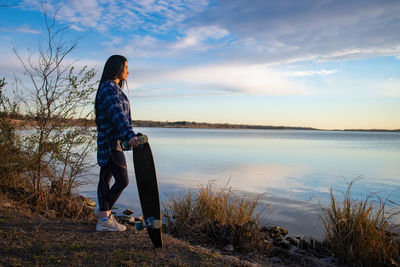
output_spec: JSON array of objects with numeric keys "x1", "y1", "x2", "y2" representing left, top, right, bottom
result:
[{"x1": 94, "y1": 55, "x2": 139, "y2": 231}]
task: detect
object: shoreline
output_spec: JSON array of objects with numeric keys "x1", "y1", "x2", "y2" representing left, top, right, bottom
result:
[
  {"x1": 80, "y1": 181, "x2": 400, "y2": 240},
  {"x1": 8, "y1": 118, "x2": 400, "y2": 132}
]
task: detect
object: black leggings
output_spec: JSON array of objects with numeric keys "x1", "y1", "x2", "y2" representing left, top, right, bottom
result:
[{"x1": 97, "y1": 151, "x2": 129, "y2": 211}]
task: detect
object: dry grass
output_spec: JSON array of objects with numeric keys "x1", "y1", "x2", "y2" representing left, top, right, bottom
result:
[
  {"x1": 321, "y1": 179, "x2": 400, "y2": 266},
  {"x1": 164, "y1": 181, "x2": 269, "y2": 253},
  {"x1": 0, "y1": 207, "x2": 254, "y2": 267}
]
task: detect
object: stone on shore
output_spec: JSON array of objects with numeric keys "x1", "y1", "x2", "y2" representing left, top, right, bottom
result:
[
  {"x1": 135, "y1": 216, "x2": 144, "y2": 222},
  {"x1": 223, "y1": 244, "x2": 234, "y2": 252},
  {"x1": 83, "y1": 198, "x2": 96, "y2": 207},
  {"x1": 123, "y1": 208, "x2": 134, "y2": 215},
  {"x1": 115, "y1": 215, "x2": 136, "y2": 225}
]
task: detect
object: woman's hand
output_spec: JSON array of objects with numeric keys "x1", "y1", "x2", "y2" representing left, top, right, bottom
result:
[{"x1": 129, "y1": 136, "x2": 139, "y2": 148}]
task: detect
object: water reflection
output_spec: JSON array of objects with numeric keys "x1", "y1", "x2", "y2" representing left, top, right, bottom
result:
[{"x1": 78, "y1": 128, "x2": 400, "y2": 238}]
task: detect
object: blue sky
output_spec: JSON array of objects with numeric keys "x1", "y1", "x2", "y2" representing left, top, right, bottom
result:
[{"x1": 0, "y1": 0, "x2": 399, "y2": 129}]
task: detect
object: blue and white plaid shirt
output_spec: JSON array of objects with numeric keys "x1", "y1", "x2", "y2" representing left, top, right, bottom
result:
[{"x1": 96, "y1": 80, "x2": 135, "y2": 166}]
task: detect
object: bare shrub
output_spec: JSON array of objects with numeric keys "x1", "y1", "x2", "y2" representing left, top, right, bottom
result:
[
  {"x1": 0, "y1": 78, "x2": 30, "y2": 189},
  {"x1": 12, "y1": 2, "x2": 97, "y2": 200}
]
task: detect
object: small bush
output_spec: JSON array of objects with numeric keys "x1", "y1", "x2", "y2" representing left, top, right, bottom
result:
[
  {"x1": 0, "y1": 78, "x2": 30, "y2": 189},
  {"x1": 164, "y1": 182, "x2": 268, "y2": 253},
  {"x1": 321, "y1": 179, "x2": 400, "y2": 266}
]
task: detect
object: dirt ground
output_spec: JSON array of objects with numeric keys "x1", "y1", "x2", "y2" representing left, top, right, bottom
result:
[{"x1": 0, "y1": 205, "x2": 289, "y2": 266}]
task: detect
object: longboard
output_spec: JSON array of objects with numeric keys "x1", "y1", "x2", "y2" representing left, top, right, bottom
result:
[{"x1": 123, "y1": 134, "x2": 163, "y2": 248}]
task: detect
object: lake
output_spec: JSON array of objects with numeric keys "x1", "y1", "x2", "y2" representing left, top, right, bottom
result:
[{"x1": 79, "y1": 128, "x2": 400, "y2": 238}]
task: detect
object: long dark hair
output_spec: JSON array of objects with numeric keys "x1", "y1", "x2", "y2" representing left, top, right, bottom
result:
[{"x1": 95, "y1": 55, "x2": 127, "y2": 126}]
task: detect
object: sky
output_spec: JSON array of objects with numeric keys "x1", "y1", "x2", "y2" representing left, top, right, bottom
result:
[{"x1": 0, "y1": 0, "x2": 399, "y2": 130}]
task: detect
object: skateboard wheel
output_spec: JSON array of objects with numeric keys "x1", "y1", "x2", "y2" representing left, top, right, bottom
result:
[
  {"x1": 151, "y1": 219, "x2": 162, "y2": 229},
  {"x1": 138, "y1": 135, "x2": 148, "y2": 145},
  {"x1": 121, "y1": 141, "x2": 130, "y2": 151}
]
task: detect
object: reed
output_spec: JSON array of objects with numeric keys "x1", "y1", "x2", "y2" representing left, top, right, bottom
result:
[
  {"x1": 164, "y1": 181, "x2": 267, "y2": 252},
  {"x1": 321, "y1": 179, "x2": 399, "y2": 266}
]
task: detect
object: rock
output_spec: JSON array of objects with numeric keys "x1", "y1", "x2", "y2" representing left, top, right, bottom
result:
[
  {"x1": 294, "y1": 248, "x2": 307, "y2": 254},
  {"x1": 221, "y1": 226, "x2": 233, "y2": 242},
  {"x1": 270, "y1": 257, "x2": 282, "y2": 264},
  {"x1": 115, "y1": 215, "x2": 129, "y2": 223},
  {"x1": 260, "y1": 226, "x2": 288, "y2": 239},
  {"x1": 263, "y1": 239, "x2": 273, "y2": 246},
  {"x1": 83, "y1": 198, "x2": 96, "y2": 207},
  {"x1": 115, "y1": 216, "x2": 136, "y2": 225},
  {"x1": 276, "y1": 239, "x2": 292, "y2": 250},
  {"x1": 272, "y1": 237, "x2": 283, "y2": 244},
  {"x1": 111, "y1": 206, "x2": 119, "y2": 210},
  {"x1": 223, "y1": 244, "x2": 234, "y2": 252},
  {"x1": 298, "y1": 239, "x2": 310, "y2": 249},
  {"x1": 276, "y1": 226, "x2": 288, "y2": 237},
  {"x1": 123, "y1": 209, "x2": 134, "y2": 215},
  {"x1": 286, "y1": 236, "x2": 299, "y2": 246},
  {"x1": 135, "y1": 216, "x2": 144, "y2": 222},
  {"x1": 295, "y1": 235, "x2": 304, "y2": 240},
  {"x1": 320, "y1": 256, "x2": 339, "y2": 264}
]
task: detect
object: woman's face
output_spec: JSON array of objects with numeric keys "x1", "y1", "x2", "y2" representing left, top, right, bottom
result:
[{"x1": 121, "y1": 61, "x2": 129, "y2": 81}]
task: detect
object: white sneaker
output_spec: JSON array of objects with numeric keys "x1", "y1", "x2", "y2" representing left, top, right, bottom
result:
[{"x1": 96, "y1": 215, "x2": 127, "y2": 232}]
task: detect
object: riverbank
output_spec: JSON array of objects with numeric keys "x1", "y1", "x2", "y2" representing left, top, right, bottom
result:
[{"x1": 0, "y1": 193, "x2": 342, "y2": 266}]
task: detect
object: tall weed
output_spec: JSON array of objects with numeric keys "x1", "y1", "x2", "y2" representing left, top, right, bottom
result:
[
  {"x1": 321, "y1": 179, "x2": 399, "y2": 266},
  {"x1": 164, "y1": 182, "x2": 267, "y2": 253}
]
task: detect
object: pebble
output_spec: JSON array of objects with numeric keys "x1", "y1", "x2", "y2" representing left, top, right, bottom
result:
[
  {"x1": 271, "y1": 257, "x2": 282, "y2": 264},
  {"x1": 286, "y1": 236, "x2": 299, "y2": 246},
  {"x1": 276, "y1": 239, "x2": 292, "y2": 250},
  {"x1": 294, "y1": 248, "x2": 307, "y2": 254},
  {"x1": 115, "y1": 216, "x2": 135, "y2": 225},
  {"x1": 135, "y1": 216, "x2": 144, "y2": 222},
  {"x1": 123, "y1": 209, "x2": 134, "y2": 215},
  {"x1": 84, "y1": 198, "x2": 96, "y2": 207},
  {"x1": 223, "y1": 244, "x2": 234, "y2": 252}
]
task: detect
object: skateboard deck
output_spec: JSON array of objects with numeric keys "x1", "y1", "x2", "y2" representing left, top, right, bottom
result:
[{"x1": 130, "y1": 134, "x2": 163, "y2": 248}]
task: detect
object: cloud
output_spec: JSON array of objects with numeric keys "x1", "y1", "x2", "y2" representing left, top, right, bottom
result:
[
  {"x1": 0, "y1": 25, "x2": 40, "y2": 34},
  {"x1": 110, "y1": 25, "x2": 231, "y2": 58},
  {"x1": 172, "y1": 25, "x2": 230, "y2": 50},
  {"x1": 21, "y1": 0, "x2": 210, "y2": 34},
  {"x1": 132, "y1": 63, "x2": 313, "y2": 96},
  {"x1": 0, "y1": 53, "x2": 26, "y2": 76},
  {"x1": 15, "y1": 26, "x2": 40, "y2": 34},
  {"x1": 190, "y1": 0, "x2": 400, "y2": 64},
  {"x1": 369, "y1": 79, "x2": 400, "y2": 97},
  {"x1": 19, "y1": 0, "x2": 400, "y2": 66},
  {"x1": 285, "y1": 69, "x2": 338, "y2": 77}
]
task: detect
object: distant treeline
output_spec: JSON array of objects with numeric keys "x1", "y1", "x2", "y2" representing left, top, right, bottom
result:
[
  {"x1": 4, "y1": 113, "x2": 399, "y2": 132},
  {"x1": 133, "y1": 120, "x2": 318, "y2": 130},
  {"x1": 3, "y1": 112, "x2": 95, "y2": 127}
]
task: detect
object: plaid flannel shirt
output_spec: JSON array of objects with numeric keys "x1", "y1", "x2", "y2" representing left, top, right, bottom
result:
[{"x1": 96, "y1": 80, "x2": 135, "y2": 166}]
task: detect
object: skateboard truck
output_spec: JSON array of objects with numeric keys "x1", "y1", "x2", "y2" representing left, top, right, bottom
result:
[
  {"x1": 121, "y1": 134, "x2": 148, "y2": 150},
  {"x1": 135, "y1": 217, "x2": 162, "y2": 231}
]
